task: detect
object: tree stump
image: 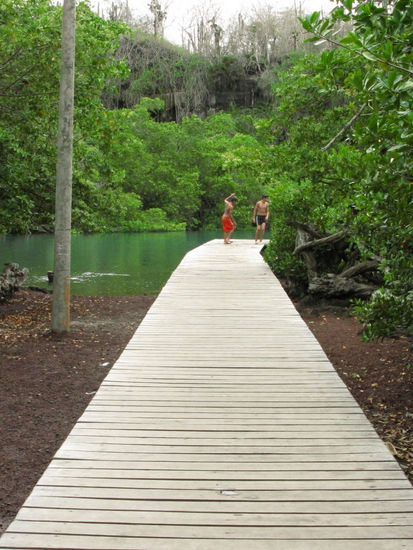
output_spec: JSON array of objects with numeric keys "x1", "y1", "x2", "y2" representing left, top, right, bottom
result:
[
  {"x1": 0, "y1": 263, "x2": 29, "y2": 302},
  {"x1": 286, "y1": 221, "x2": 380, "y2": 300}
]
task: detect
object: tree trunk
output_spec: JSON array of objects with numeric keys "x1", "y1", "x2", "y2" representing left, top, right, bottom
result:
[
  {"x1": 295, "y1": 228, "x2": 317, "y2": 278},
  {"x1": 308, "y1": 274, "x2": 377, "y2": 298},
  {"x1": 51, "y1": 0, "x2": 76, "y2": 333}
]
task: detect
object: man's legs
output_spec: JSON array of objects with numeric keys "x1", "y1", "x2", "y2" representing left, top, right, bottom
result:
[
  {"x1": 255, "y1": 222, "x2": 266, "y2": 243},
  {"x1": 259, "y1": 222, "x2": 266, "y2": 242},
  {"x1": 255, "y1": 225, "x2": 260, "y2": 243}
]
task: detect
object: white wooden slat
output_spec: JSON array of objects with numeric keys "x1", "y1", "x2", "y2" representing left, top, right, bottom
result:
[
  {"x1": 48, "y1": 459, "x2": 402, "y2": 472},
  {"x1": 7, "y1": 520, "x2": 413, "y2": 539},
  {"x1": 1, "y1": 533, "x2": 412, "y2": 550},
  {"x1": 43, "y1": 467, "x2": 407, "y2": 480},
  {"x1": 15, "y1": 508, "x2": 413, "y2": 527},
  {"x1": 52, "y1": 451, "x2": 396, "y2": 462},
  {"x1": 61, "y1": 436, "x2": 381, "y2": 447},
  {"x1": 81, "y1": 406, "x2": 367, "y2": 413},
  {"x1": 70, "y1": 428, "x2": 378, "y2": 437},
  {"x1": 55, "y1": 443, "x2": 388, "y2": 455},
  {"x1": 79, "y1": 414, "x2": 370, "y2": 423},
  {"x1": 37, "y1": 476, "x2": 411, "y2": 491},
  {"x1": 21, "y1": 495, "x2": 413, "y2": 514},
  {"x1": 29, "y1": 485, "x2": 413, "y2": 501}
]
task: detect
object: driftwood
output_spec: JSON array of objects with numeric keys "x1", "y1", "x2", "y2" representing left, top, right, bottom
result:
[
  {"x1": 288, "y1": 223, "x2": 380, "y2": 299},
  {"x1": 0, "y1": 262, "x2": 29, "y2": 302},
  {"x1": 293, "y1": 230, "x2": 348, "y2": 256},
  {"x1": 340, "y1": 260, "x2": 380, "y2": 279}
]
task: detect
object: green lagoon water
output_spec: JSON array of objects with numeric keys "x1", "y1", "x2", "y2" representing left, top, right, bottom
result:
[{"x1": 0, "y1": 231, "x2": 257, "y2": 295}]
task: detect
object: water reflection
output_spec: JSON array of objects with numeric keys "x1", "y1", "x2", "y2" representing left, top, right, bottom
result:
[{"x1": 0, "y1": 231, "x2": 257, "y2": 295}]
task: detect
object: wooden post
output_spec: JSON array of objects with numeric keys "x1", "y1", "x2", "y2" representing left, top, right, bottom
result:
[{"x1": 51, "y1": 0, "x2": 76, "y2": 333}]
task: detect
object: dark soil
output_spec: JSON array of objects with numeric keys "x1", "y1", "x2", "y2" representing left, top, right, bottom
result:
[
  {"x1": 0, "y1": 290, "x2": 156, "y2": 533},
  {"x1": 0, "y1": 289, "x2": 412, "y2": 533}
]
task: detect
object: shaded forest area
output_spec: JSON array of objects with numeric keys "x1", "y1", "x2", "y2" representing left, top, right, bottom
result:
[{"x1": 0, "y1": 0, "x2": 412, "y2": 338}]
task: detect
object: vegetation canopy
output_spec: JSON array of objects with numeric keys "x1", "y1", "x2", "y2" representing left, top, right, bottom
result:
[{"x1": 0, "y1": 0, "x2": 411, "y2": 339}]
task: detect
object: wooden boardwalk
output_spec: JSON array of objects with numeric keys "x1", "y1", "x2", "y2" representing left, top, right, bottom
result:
[{"x1": 1, "y1": 239, "x2": 412, "y2": 549}]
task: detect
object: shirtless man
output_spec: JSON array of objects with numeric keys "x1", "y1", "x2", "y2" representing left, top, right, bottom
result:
[
  {"x1": 222, "y1": 193, "x2": 238, "y2": 244},
  {"x1": 252, "y1": 194, "x2": 269, "y2": 244}
]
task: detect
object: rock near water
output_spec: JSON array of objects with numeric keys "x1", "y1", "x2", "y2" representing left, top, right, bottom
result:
[{"x1": 0, "y1": 262, "x2": 29, "y2": 302}]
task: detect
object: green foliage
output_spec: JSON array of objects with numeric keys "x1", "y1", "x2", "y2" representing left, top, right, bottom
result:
[
  {"x1": 263, "y1": 178, "x2": 312, "y2": 287},
  {"x1": 72, "y1": 187, "x2": 185, "y2": 233},
  {"x1": 352, "y1": 252, "x2": 413, "y2": 340},
  {"x1": 0, "y1": 0, "x2": 129, "y2": 233},
  {"x1": 266, "y1": 0, "x2": 412, "y2": 338},
  {"x1": 1, "y1": 0, "x2": 411, "y2": 340}
]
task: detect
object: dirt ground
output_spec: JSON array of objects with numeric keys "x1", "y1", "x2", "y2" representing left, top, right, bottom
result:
[{"x1": 0, "y1": 288, "x2": 412, "y2": 533}]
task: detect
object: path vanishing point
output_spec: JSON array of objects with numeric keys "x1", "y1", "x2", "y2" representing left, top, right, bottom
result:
[{"x1": 1, "y1": 239, "x2": 412, "y2": 549}]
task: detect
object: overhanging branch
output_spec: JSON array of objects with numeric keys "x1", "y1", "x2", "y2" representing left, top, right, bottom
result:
[
  {"x1": 321, "y1": 103, "x2": 367, "y2": 152},
  {"x1": 293, "y1": 230, "x2": 348, "y2": 255}
]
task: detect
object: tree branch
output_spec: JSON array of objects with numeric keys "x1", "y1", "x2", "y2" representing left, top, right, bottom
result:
[
  {"x1": 321, "y1": 103, "x2": 367, "y2": 152},
  {"x1": 293, "y1": 230, "x2": 348, "y2": 255},
  {"x1": 0, "y1": 47, "x2": 25, "y2": 71},
  {"x1": 310, "y1": 32, "x2": 413, "y2": 78},
  {"x1": 340, "y1": 259, "x2": 380, "y2": 279}
]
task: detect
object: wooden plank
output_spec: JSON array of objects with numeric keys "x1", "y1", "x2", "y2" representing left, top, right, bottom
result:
[
  {"x1": 15, "y1": 508, "x2": 413, "y2": 527},
  {"x1": 61, "y1": 436, "x2": 382, "y2": 447},
  {"x1": 55, "y1": 443, "x2": 388, "y2": 455},
  {"x1": 52, "y1": 451, "x2": 395, "y2": 462},
  {"x1": 30, "y1": 485, "x2": 413, "y2": 501},
  {"x1": 76, "y1": 417, "x2": 372, "y2": 425},
  {"x1": 1, "y1": 533, "x2": 412, "y2": 550},
  {"x1": 37, "y1": 476, "x2": 411, "y2": 491},
  {"x1": 43, "y1": 467, "x2": 407, "y2": 480},
  {"x1": 70, "y1": 428, "x2": 378, "y2": 437},
  {"x1": 21, "y1": 495, "x2": 413, "y2": 514},
  {"x1": 80, "y1": 406, "x2": 367, "y2": 413},
  {"x1": 48, "y1": 459, "x2": 402, "y2": 472},
  {"x1": 7, "y1": 521, "x2": 413, "y2": 539},
  {"x1": 77, "y1": 414, "x2": 372, "y2": 424}
]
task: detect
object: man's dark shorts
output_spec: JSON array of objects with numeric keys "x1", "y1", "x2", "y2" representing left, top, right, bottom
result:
[{"x1": 256, "y1": 215, "x2": 267, "y2": 226}]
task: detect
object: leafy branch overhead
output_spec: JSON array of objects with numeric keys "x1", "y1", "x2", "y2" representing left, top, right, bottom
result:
[{"x1": 300, "y1": 0, "x2": 413, "y2": 77}]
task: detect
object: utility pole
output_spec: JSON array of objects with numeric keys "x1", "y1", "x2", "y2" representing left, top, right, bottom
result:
[{"x1": 52, "y1": 0, "x2": 76, "y2": 332}]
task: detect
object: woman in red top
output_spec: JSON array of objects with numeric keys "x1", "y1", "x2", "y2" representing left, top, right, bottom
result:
[{"x1": 222, "y1": 193, "x2": 238, "y2": 244}]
